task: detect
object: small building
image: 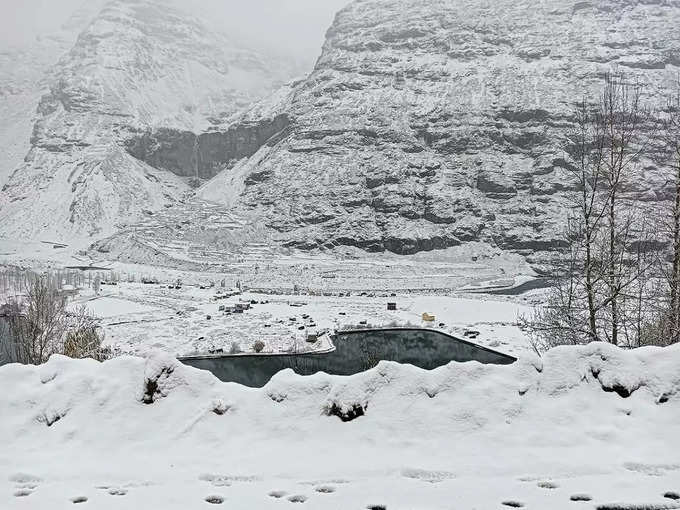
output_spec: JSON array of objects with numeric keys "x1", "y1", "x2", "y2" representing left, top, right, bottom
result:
[
  {"x1": 422, "y1": 312, "x2": 435, "y2": 322},
  {"x1": 58, "y1": 285, "x2": 79, "y2": 299}
]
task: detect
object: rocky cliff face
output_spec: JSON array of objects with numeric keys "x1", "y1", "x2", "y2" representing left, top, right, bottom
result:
[
  {"x1": 124, "y1": 114, "x2": 291, "y2": 180},
  {"x1": 201, "y1": 0, "x2": 680, "y2": 256},
  {"x1": 0, "y1": 0, "x2": 293, "y2": 241}
]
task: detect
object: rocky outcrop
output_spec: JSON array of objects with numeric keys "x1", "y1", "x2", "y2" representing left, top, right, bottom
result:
[
  {"x1": 124, "y1": 114, "x2": 291, "y2": 179},
  {"x1": 201, "y1": 0, "x2": 680, "y2": 256}
]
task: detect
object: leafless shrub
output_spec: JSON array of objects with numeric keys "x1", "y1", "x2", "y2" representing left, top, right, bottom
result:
[
  {"x1": 63, "y1": 308, "x2": 110, "y2": 361},
  {"x1": 1, "y1": 275, "x2": 109, "y2": 365}
]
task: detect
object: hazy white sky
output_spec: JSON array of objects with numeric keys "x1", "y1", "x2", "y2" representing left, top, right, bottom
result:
[
  {"x1": 0, "y1": 0, "x2": 349, "y2": 65},
  {"x1": 181, "y1": 0, "x2": 349, "y2": 63},
  {"x1": 0, "y1": 0, "x2": 87, "y2": 45}
]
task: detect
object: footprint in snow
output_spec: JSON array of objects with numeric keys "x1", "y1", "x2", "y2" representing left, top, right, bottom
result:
[
  {"x1": 570, "y1": 494, "x2": 592, "y2": 502},
  {"x1": 10, "y1": 474, "x2": 42, "y2": 498},
  {"x1": 518, "y1": 476, "x2": 540, "y2": 482},
  {"x1": 501, "y1": 501, "x2": 524, "y2": 508},
  {"x1": 287, "y1": 494, "x2": 307, "y2": 503},
  {"x1": 199, "y1": 473, "x2": 259, "y2": 486},
  {"x1": 269, "y1": 490, "x2": 287, "y2": 499},
  {"x1": 596, "y1": 505, "x2": 680, "y2": 510},
  {"x1": 9, "y1": 473, "x2": 42, "y2": 484},
  {"x1": 314, "y1": 485, "x2": 336, "y2": 493},
  {"x1": 400, "y1": 468, "x2": 455, "y2": 483},
  {"x1": 205, "y1": 495, "x2": 224, "y2": 504},
  {"x1": 71, "y1": 496, "x2": 88, "y2": 504},
  {"x1": 301, "y1": 478, "x2": 350, "y2": 486},
  {"x1": 537, "y1": 481, "x2": 559, "y2": 489},
  {"x1": 108, "y1": 488, "x2": 128, "y2": 496}
]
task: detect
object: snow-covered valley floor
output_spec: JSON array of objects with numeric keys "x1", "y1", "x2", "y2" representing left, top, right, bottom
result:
[
  {"x1": 2, "y1": 344, "x2": 680, "y2": 509},
  {"x1": 75, "y1": 284, "x2": 534, "y2": 359},
  {"x1": 0, "y1": 240, "x2": 539, "y2": 358}
]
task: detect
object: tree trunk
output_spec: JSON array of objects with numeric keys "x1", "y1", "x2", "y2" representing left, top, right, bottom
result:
[
  {"x1": 609, "y1": 187, "x2": 618, "y2": 346},
  {"x1": 584, "y1": 225, "x2": 598, "y2": 341},
  {"x1": 671, "y1": 155, "x2": 680, "y2": 344}
]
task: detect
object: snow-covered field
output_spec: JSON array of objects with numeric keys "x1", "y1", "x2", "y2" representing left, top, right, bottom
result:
[
  {"x1": 1, "y1": 343, "x2": 679, "y2": 509},
  {"x1": 1, "y1": 240, "x2": 539, "y2": 358},
  {"x1": 70, "y1": 283, "x2": 534, "y2": 358}
]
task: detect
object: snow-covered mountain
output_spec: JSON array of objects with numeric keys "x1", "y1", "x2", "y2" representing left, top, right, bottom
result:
[
  {"x1": 199, "y1": 0, "x2": 680, "y2": 257},
  {"x1": 3, "y1": 0, "x2": 680, "y2": 260},
  {"x1": 0, "y1": 0, "x2": 293, "y2": 242},
  {"x1": 0, "y1": 1, "x2": 112, "y2": 189}
]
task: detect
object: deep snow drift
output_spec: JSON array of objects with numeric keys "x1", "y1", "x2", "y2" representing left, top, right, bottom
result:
[{"x1": 1, "y1": 343, "x2": 680, "y2": 509}]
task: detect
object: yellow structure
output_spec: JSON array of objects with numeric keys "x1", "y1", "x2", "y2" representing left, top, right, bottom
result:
[{"x1": 421, "y1": 312, "x2": 435, "y2": 322}]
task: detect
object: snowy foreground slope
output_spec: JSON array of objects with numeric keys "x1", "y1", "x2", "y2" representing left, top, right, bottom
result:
[{"x1": 2, "y1": 344, "x2": 679, "y2": 509}]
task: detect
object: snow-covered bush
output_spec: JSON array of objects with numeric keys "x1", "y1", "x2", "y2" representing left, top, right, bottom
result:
[
  {"x1": 63, "y1": 326, "x2": 110, "y2": 362},
  {"x1": 141, "y1": 353, "x2": 184, "y2": 404},
  {"x1": 252, "y1": 340, "x2": 265, "y2": 353}
]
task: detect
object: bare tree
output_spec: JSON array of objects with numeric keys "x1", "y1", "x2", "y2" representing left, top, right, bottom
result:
[
  {"x1": 660, "y1": 77, "x2": 680, "y2": 344},
  {"x1": 5, "y1": 275, "x2": 69, "y2": 364},
  {"x1": 564, "y1": 96, "x2": 608, "y2": 341},
  {"x1": 598, "y1": 73, "x2": 648, "y2": 345},
  {"x1": 1, "y1": 274, "x2": 109, "y2": 365},
  {"x1": 525, "y1": 72, "x2": 655, "y2": 350}
]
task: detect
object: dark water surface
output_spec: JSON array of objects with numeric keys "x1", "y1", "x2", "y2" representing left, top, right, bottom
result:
[{"x1": 180, "y1": 328, "x2": 516, "y2": 388}]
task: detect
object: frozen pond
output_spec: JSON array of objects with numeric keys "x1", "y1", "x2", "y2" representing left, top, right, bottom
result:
[{"x1": 180, "y1": 328, "x2": 516, "y2": 387}]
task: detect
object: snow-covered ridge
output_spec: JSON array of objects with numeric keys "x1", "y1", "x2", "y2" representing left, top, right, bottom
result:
[{"x1": 1, "y1": 343, "x2": 679, "y2": 509}]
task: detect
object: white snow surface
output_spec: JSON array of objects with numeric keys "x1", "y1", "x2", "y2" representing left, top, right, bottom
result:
[{"x1": 1, "y1": 343, "x2": 680, "y2": 508}]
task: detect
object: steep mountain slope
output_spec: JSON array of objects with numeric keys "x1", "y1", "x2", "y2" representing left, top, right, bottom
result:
[
  {"x1": 0, "y1": 35, "x2": 79, "y2": 189},
  {"x1": 0, "y1": 0, "x2": 111, "y2": 189},
  {"x1": 0, "y1": 0, "x2": 291, "y2": 243},
  {"x1": 201, "y1": 0, "x2": 680, "y2": 256}
]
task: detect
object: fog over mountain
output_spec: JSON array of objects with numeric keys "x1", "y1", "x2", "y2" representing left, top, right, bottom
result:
[{"x1": 0, "y1": 0, "x2": 348, "y2": 67}]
